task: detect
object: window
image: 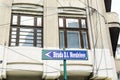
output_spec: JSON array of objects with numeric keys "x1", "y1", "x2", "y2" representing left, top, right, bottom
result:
[
  {"x1": 117, "y1": 71, "x2": 120, "y2": 80},
  {"x1": 9, "y1": 14, "x2": 43, "y2": 47},
  {"x1": 59, "y1": 17, "x2": 90, "y2": 49},
  {"x1": 116, "y1": 34, "x2": 120, "y2": 59}
]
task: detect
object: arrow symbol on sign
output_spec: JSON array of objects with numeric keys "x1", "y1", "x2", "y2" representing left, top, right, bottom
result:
[{"x1": 45, "y1": 51, "x2": 52, "y2": 58}]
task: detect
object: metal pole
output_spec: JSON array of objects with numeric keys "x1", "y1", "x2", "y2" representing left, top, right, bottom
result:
[
  {"x1": 63, "y1": 59, "x2": 67, "y2": 80},
  {"x1": 63, "y1": 48, "x2": 67, "y2": 80}
]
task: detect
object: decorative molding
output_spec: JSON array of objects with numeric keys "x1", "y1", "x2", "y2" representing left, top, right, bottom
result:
[
  {"x1": 12, "y1": 3, "x2": 43, "y2": 14},
  {"x1": 58, "y1": 7, "x2": 86, "y2": 15}
]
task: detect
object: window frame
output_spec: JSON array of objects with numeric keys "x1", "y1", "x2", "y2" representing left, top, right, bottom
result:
[
  {"x1": 9, "y1": 13, "x2": 43, "y2": 47},
  {"x1": 59, "y1": 16, "x2": 90, "y2": 49}
]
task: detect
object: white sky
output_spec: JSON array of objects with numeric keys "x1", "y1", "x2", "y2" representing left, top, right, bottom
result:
[
  {"x1": 111, "y1": 0, "x2": 120, "y2": 23},
  {"x1": 111, "y1": 0, "x2": 120, "y2": 44},
  {"x1": 111, "y1": 0, "x2": 120, "y2": 16}
]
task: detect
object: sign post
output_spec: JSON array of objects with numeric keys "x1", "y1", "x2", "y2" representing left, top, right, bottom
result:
[
  {"x1": 42, "y1": 49, "x2": 88, "y2": 80},
  {"x1": 63, "y1": 48, "x2": 67, "y2": 80},
  {"x1": 64, "y1": 59, "x2": 67, "y2": 80}
]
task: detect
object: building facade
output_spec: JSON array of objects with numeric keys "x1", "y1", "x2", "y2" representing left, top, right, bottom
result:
[
  {"x1": 0, "y1": 0, "x2": 119, "y2": 80},
  {"x1": 115, "y1": 33, "x2": 120, "y2": 80}
]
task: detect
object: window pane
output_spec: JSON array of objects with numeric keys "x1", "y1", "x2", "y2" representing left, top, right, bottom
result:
[
  {"x1": 66, "y1": 18, "x2": 79, "y2": 28},
  {"x1": 81, "y1": 19, "x2": 86, "y2": 28},
  {"x1": 20, "y1": 32, "x2": 34, "y2": 36},
  {"x1": 82, "y1": 31, "x2": 88, "y2": 48},
  {"x1": 11, "y1": 35, "x2": 16, "y2": 38},
  {"x1": 20, "y1": 28, "x2": 34, "y2": 32},
  {"x1": 12, "y1": 15, "x2": 17, "y2": 25},
  {"x1": 118, "y1": 34, "x2": 120, "y2": 44},
  {"x1": 19, "y1": 43, "x2": 33, "y2": 46},
  {"x1": 60, "y1": 31, "x2": 64, "y2": 48},
  {"x1": 117, "y1": 47, "x2": 120, "y2": 54},
  {"x1": 19, "y1": 39, "x2": 33, "y2": 43},
  {"x1": 59, "y1": 18, "x2": 64, "y2": 27},
  {"x1": 12, "y1": 28, "x2": 17, "y2": 31},
  {"x1": 37, "y1": 33, "x2": 42, "y2": 36},
  {"x1": 11, "y1": 39, "x2": 16, "y2": 42},
  {"x1": 37, "y1": 37, "x2": 42, "y2": 39},
  {"x1": 20, "y1": 36, "x2": 34, "y2": 39},
  {"x1": 37, "y1": 44, "x2": 42, "y2": 47},
  {"x1": 11, "y1": 43, "x2": 16, "y2": 46},
  {"x1": 37, "y1": 17, "x2": 42, "y2": 26},
  {"x1": 19, "y1": 28, "x2": 34, "y2": 46},
  {"x1": 67, "y1": 31, "x2": 80, "y2": 48},
  {"x1": 116, "y1": 47, "x2": 120, "y2": 59},
  {"x1": 37, "y1": 40, "x2": 42, "y2": 43},
  {"x1": 20, "y1": 16, "x2": 34, "y2": 26},
  {"x1": 37, "y1": 29, "x2": 42, "y2": 32},
  {"x1": 12, "y1": 32, "x2": 16, "y2": 35}
]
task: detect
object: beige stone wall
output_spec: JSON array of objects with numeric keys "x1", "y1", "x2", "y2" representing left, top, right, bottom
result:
[
  {"x1": 88, "y1": 0, "x2": 112, "y2": 49},
  {"x1": 0, "y1": 0, "x2": 113, "y2": 49},
  {"x1": 115, "y1": 60, "x2": 120, "y2": 71},
  {"x1": 0, "y1": 0, "x2": 12, "y2": 46},
  {"x1": 105, "y1": 12, "x2": 120, "y2": 23},
  {"x1": 43, "y1": 0, "x2": 59, "y2": 48},
  {"x1": 0, "y1": 0, "x2": 118, "y2": 80}
]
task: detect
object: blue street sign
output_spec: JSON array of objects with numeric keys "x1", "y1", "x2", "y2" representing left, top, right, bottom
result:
[{"x1": 42, "y1": 50, "x2": 88, "y2": 60}]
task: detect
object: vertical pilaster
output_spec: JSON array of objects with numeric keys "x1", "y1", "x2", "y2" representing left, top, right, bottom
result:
[
  {"x1": 0, "y1": 0, "x2": 12, "y2": 46},
  {"x1": 43, "y1": 0, "x2": 60, "y2": 79},
  {"x1": 0, "y1": 0, "x2": 13, "y2": 79},
  {"x1": 43, "y1": 0, "x2": 59, "y2": 48}
]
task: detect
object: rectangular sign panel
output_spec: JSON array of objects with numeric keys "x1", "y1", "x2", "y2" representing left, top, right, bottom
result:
[{"x1": 42, "y1": 50, "x2": 88, "y2": 60}]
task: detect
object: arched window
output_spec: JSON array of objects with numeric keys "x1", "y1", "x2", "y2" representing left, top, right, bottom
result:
[
  {"x1": 58, "y1": 7, "x2": 90, "y2": 49},
  {"x1": 9, "y1": 4, "x2": 43, "y2": 47}
]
